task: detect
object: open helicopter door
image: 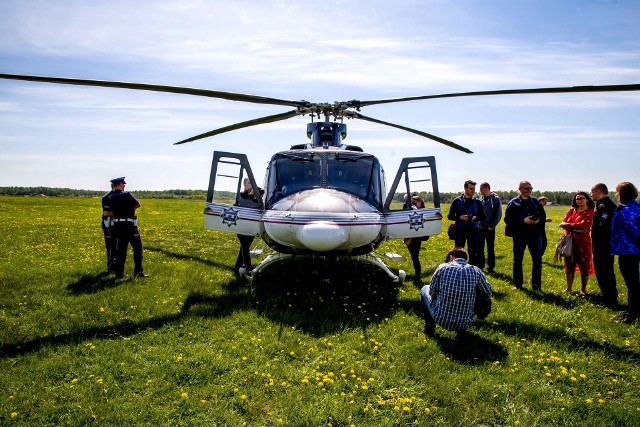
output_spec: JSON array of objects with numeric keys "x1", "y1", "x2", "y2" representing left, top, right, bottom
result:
[
  {"x1": 203, "y1": 151, "x2": 263, "y2": 238},
  {"x1": 383, "y1": 156, "x2": 443, "y2": 239}
]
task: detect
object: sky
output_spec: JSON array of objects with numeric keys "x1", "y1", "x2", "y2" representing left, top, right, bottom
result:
[{"x1": 1, "y1": 0, "x2": 639, "y2": 193}]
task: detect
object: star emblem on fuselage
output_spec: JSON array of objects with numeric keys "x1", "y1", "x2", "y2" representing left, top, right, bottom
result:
[
  {"x1": 408, "y1": 211, "x2": 425, "y2": 231},
  {"x1": 222, "y1": 207, "x2": 239, "y2": 227}
]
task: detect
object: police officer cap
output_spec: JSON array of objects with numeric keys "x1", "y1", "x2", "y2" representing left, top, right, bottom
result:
[{"x1": 110, "y1": 177, "x2": 126, "y2": 184}]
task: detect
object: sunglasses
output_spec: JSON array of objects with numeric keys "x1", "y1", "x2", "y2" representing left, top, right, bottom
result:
[{"x1": 520, "y1": 187, "x2": 533, "y2": 190}]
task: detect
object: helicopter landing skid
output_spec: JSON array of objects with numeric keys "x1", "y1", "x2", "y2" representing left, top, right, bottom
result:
[
  {"x1": 245, "y1": 253, "x2": 293, "y2": 283},
  {"x1": 357, "y1": 254, "x2": 406, "y2": 283},
  {"x1": 243, "y1": 252, "x2": 405, "y2": 283}
]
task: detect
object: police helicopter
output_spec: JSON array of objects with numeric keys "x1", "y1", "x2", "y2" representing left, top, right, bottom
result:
[{"x1": 1, "y1": 73, "x2": 639, "y2": 281}]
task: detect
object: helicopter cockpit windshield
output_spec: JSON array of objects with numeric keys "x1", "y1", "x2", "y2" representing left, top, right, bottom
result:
[{"x1": 266, "y1": 151, "x2": 383, "y2": 209}]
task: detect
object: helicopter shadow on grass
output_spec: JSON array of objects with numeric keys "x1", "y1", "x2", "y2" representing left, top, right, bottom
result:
[
  {"x1": 243, "y1": 257, "x2": 404, "y2": 337},
  {"x1": 145, "y1": 246, "x2": 230, "y2": 270}
]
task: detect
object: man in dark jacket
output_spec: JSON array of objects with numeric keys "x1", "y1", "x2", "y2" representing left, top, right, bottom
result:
[
  {"x1": 504, "y1": 180, "x2": 543, "y2": 291},
  {"x1": 447, "y1": 180, "x2": 485, "y2": 266},
  {"x1": 478, "y1": 182, "x2": 502, "y2": 273},
  {"x1": 590, "y1": 183, "x2": 619, "y2": 308}
]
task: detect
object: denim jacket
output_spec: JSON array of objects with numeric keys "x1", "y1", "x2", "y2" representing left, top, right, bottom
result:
[{"x1": 611, "y1": 199, "x2": 640, "y2": 255}]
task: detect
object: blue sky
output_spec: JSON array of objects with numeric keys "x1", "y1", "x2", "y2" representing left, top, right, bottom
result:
[{"x1": 1, "y1": 0, "x2": 639, "y2": 193}]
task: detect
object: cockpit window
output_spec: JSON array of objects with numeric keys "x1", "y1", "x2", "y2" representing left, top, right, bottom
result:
[
  {"x1": 266, "y1": 152, "x2": 383, "y2": 209},
  {"x1": 266, "y1": 153, "x2": 321, "y2": 203}
]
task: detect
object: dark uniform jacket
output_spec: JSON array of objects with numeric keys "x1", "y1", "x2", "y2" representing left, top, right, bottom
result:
[
  {"x1": 592, "y1": 196, "x2": 616, "y2": 253},
  {"x1": 108, "y1": 190, "x2": 140, "y2": 219},
  {"x1": 102, "y1": 190, "x2": 114, "y2": 222}
]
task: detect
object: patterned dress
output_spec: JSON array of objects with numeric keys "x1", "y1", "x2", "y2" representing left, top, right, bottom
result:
[{"x1": 562, "y1": 207, "x2": 595, "y2": 274}]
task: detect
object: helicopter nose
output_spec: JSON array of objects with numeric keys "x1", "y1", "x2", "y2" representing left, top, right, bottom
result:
[{"x1": 296, "y1": 221, "x2": 348, "y2": 252}]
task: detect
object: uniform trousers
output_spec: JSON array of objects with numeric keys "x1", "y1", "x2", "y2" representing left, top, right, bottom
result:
[
  {"x1": 113, "y1": 223, "x2": 144, "y2": 277},
  {"x1": 102, "y1": 220, "x2": 116, "y2": 271},
  {"x1": 593, "y1": 246, "x2": 618, "y2": 307}
]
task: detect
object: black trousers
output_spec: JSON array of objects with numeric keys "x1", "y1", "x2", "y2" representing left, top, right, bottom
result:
[
  {"x1": 235, "y1": 235, "x2": 255, "y2": 272},
  {"x1": 477, "y1": 228, "x2": 496, "y2": 270},
  {"x1": 113, "y1": 223, "x2": 144, "y2": 277},
  {"x1": 593, "y1": 247, "x2": 618, "y2": 306},
  {"x1": 454, "y1": 227, "x2": 480, "y2": 266},
  {"x1": 102, "y1": 220, "x2": 116, "y2": 270},
  {"x1": 407, "y1": 238, "x2": 423, "y2": 277},
  {"x1": 619, "y1": 254, "x2": 639, "y2": 319}
]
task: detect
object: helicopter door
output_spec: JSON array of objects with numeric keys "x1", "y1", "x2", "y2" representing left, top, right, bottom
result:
[
  {"x1": 383, "y1": 156, "x2": 443, "y2": 239},
  {"x1": 203, "y1": 151, "x2": 263, "y2": 237}
]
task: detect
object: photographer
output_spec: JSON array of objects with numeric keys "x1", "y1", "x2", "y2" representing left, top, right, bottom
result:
[{"x1": 447, "y1": 180, "x2": 485, "y2": 266}]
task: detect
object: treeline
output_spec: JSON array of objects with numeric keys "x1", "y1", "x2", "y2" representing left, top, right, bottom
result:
[
  {"x1": 1, "y1": 187, "x2": 596, "y2": 205},
  {"x1": 0, "y1": 187, "x2": 208, "y2": 199}
]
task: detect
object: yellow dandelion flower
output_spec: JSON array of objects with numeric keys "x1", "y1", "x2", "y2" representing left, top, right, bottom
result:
[
  {"x1": 71, "y1": 378, "x2": 78, "y2": 384},
  {"x1": 580, "y1": 373, "x2": 587, "y2": 379},
  {"x1": 11, "y1": 412, "x2": 18, "y2": 418},
  {"x1": 240, "y1": 394, "x2": 248, "y2": 400},
  {"x1": 425, "y1": 407, "x2": 431, "y2": 414},
  {"x1": 598, "y1": 399, "x2": 605, "y2": 404},
  {"x1": 181, "y1": 392, "x2": 188, "y2": 399},
  {"x1": 586, "y1": 399, "x2": 593, "y2": 404},
  {"x1": 403, "y1": 406, "x2": 411, "y2": 412},
  {"x1": 570, "y1": 377, "x2": 577, "y2": 382}
]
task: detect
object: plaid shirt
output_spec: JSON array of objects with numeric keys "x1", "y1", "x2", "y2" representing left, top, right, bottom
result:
[{"x1": 429, "y1": 258, "x2": 492, "y2": 331}]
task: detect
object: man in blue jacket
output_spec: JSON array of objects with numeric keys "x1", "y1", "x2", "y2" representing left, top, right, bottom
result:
[
  {"x1": 448, "y1": 180, "x2": 485, "y2": 266},
  {"x1": 504, "y1": 180, "x2": 543, "y2": 291}
]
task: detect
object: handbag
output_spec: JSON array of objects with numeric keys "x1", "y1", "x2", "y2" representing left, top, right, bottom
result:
[
  {"x1": 447, "y1": 223, "x2": 456, "y2": 240},
  {"x1": 554, "y1": 233, "x2": 573, "y2": 262}
]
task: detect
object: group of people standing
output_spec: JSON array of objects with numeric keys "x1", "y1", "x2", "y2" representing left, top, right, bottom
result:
[{"x1": 417, "y1": 179, "x2": 639, "y2": 338}]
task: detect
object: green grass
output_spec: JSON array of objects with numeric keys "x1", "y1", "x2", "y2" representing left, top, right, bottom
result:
[{"x1": 0, "y1": 196, "x2": 638, "y2": 426}]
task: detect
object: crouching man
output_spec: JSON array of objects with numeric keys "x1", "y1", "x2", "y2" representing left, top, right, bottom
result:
[{"x1": 420, "y1": 247, "x2": 492, "y2": 338}]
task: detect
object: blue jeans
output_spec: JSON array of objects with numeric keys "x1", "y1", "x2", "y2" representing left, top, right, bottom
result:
[
  {"x1": 512, "y1": 231, "x2": 542, "y2": 288},
  {"x1": 420, "y1": 285, "x2": 436, "y2": 331}
]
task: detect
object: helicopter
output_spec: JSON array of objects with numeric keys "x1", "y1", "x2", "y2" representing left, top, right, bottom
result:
[{"x1": 2, "y1": 73, "x2": 639, "y2": 281}]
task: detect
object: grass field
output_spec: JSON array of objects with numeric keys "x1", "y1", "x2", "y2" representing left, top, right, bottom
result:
[{"x1": 0, "y1": 196, "x2": 638, "y2": 426}]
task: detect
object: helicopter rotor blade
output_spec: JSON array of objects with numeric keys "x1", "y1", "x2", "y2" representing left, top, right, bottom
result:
[
  {"x1": 353, "y1": 84, "x2": 640, "y2": 108},
  {"x1": 174, "y1": 109, "x2": 301, "y2": 145},
  {"x1": 0, "y1": 73, "x2": 308, "y2": 108},
  {"x1": 349, "y1": 112, "x2": 473, "y2": 154}
]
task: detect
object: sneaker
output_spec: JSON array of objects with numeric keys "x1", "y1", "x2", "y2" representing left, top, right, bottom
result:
[
  {"x1": 134, "y1": 272, "x2": 150, "y2": 278},
  {"x1": 511, "y1": 285, "x2": 522, "y2": 291}
]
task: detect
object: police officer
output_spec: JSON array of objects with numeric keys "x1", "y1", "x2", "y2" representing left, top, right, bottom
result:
[
  {"x1": 101, "y1": 179, "x2": 116, "y2": 272},
  {"x1": 104, "y1": 177, "x2": 148, "y2": 279},
  {"x1": 591, "y1": 183, "x2": 619, "y2": 309}
]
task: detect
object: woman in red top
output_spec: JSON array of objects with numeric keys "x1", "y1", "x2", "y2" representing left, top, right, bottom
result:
[{"x1": 560, "y1": 191, "x2": 595, "y2": 295}]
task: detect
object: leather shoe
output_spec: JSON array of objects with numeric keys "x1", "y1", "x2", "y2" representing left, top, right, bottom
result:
[{"x1": 421, "y1": 326, "x2": 435, "y2": 336}]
